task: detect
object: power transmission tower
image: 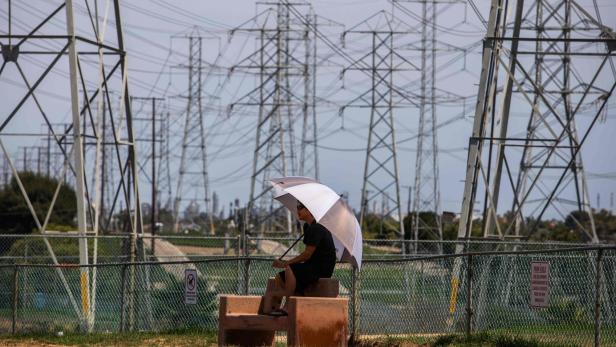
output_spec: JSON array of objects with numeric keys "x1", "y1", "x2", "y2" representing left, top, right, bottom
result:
[
  {"x1": 341, "y1": 11, "x2": 419, "y2": 253},
  {"x1": 457, "y1": 0, "x2": 615, "y2": 243},
  {"x1": 411, "y1": 0, "x2": 443, "y2": 250},
  {"x1": 0, "y1": 0, "x2": 144, "y2": 331},
  {"x1": 172, "y1": 31, "x2": 214, "y2": 234},
  {"x1": 449, "y1": 1, "x2": 615, "y2": 326},
  {"x1": 299, "y1": 10, "x2": 319, "y2": 180},
  {"x1": 392, "y1": 0, "x2": 471, "y2": 254},
  {"x1": 229, "y1": 2, "x2": 314, "y2": 235}
]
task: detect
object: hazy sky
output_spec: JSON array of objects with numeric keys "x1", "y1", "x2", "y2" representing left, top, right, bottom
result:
[{"x1": 0, "y1": 0, "x2": 615, "y2": 221}]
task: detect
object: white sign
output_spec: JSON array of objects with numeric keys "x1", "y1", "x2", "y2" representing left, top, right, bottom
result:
[
  {"x1": 530, "y1": 261, "x2": 549, "y2": 308},
  {"x1": 184, "y1": 268, "x2": 197, "y2": 305}
]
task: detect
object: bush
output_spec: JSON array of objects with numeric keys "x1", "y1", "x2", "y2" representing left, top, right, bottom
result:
[{"x1": 0, "y1": 172, "x2": 76, "y2": 254}]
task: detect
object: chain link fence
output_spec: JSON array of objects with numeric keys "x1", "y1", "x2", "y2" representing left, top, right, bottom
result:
[
  {"x1": 1, "y1": 245, "x2": 615, "y2": 345},
  {"x1": 0, "y1": 234, "x2": 592, "y2": 265}
]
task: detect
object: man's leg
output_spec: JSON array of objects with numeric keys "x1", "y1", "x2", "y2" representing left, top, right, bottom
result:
[
  {"x1": 279, "y1": 265, "x2": 297, "y2": 312},
  {"x1": 261, "y1": 274, "x2": 286, "y2": 314},
  {"x1": 282, "y1": 265, "x2": 296, "y2": 296}
]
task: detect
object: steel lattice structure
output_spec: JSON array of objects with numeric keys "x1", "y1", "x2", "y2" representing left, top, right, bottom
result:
[
  {"x1": 0, "y1": 0, "x2": 144, "y2": 331},
  {"x1": 299, "y1": 10, "x2": 319, "y2": 181},
  {"x1": 341, "y1": 11, "x2": 420, "y2": 251},
  {"x1": 172, "y1": 32, "x2": 214, "y2": 234},
  {"x1": 458, "y1": 0, "x2": 616, "y2": 242},
  {"x1": 229, "y1": 2, "x2": 316, "y2": 235}
]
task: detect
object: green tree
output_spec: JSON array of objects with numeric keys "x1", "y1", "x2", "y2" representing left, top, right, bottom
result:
[
  {"x1": 361, "y1": 213, "x2": 400, "y2": 239},
  {"x1": 0, "y1": 172, "x2": 76, "y2": 253},
  {"x1": 593, "y1": 209, "x2": 616, "y2": 243}
]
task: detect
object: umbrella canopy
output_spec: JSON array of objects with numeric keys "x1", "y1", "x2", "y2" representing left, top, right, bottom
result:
[{"x1": 269, "y1": 176, "x2": 363, "y2": 269}]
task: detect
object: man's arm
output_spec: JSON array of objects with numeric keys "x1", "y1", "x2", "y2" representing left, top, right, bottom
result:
[{"x1": 273, "y1": 246, "x2": 316, "y2": 268}]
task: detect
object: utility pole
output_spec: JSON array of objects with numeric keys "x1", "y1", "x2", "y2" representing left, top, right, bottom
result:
[
  {"x1": 406, "y1": 186, "x2": 412, "y2": 215},
  {"x1": 21, "y1": 147, "x2": 27, "y2": 172},
  {"x1": 46, "y1": 126, "x2": 51, "y2": 177},
  {"x1": 36, "y1": 147, "x2": 41, "y2": 174},
  {"x1": 100, "y1": 99, "x2": 106, "y2": 231},
  {"x1": 132, "y1": 96, "x2": 164, "y2": 253},
  {"x1": 2, "y1": 157, "x2": 8, "y2": 186},
  {"x1": 151, "y1": 98, "x2": 158, "y2": 252}
]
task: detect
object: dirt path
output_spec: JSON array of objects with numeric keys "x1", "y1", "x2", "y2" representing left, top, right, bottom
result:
[{"x1": 175, "y1": 245, "x2": 232, "y2": 256}]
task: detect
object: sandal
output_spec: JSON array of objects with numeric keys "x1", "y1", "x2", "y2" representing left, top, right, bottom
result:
[{"x1": 267, "y1": 309, "x2": 288, "y2": 317}]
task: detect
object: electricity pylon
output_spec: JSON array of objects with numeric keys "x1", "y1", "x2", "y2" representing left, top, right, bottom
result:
[
  {"x1": 0, "y1": 0, "x2": 143, "y2": 331},
  {"x1": 341, "y1": 11, "x2": 420, "y2": 254},
  {"x1": 229, "y1": 2, "x2": 314, "y2": 235},
  {"x1": 172, "y1": 31, "x2": 214, "y2": 234},
  {"x1": 458, "y1": 0, "x2": 614, "y2": 242}
]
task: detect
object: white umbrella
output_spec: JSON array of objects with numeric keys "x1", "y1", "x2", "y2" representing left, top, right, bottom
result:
[{"x1": 269, "y1": 176, "x2": 363, "y2": 269}]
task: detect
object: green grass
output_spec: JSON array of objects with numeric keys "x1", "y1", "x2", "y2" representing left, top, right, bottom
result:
[
  {"x1": 485, "y1": 324, "x2": 616, "y2": 346},
  {"x1": 431, "y1": 333, "x2": 570, "y2": 347},
  {"x1": 0, "y1": 331, "x2": 583, "y2": 347},
  {"x1": 4, "y1": 237, "x2": 126, "y2": 264},
  {"x1": 162, "y1": 237, "x2": 227, "y2": 248},
  {"x1": 363, "y1": 244, "x2": 392, "y2": 256},
  {"x1": 353, "y1": 333, "x2": 579, "y2": 347},
  {"x1": 0, "y1": 328, "x2": 218, "y2": 346}
]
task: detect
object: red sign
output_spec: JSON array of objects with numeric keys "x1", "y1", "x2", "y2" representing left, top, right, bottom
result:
[{"x1": 530, "y1": 261, "x2": 549, "y2": 308}]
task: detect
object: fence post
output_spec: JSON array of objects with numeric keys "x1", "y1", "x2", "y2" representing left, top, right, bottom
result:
[
  {"x1": 119, "y1": 263, "x2": 128, "y2": 333},
  {"x1": 595, "y1": 249, "x2": 603, "y2": 347},
  {"x1": 241, "y1": 218, "x2": 248, "y2": 256},
  {"x1": 466, "y1": 254, "x2": 473, "y2": 339},
  {"x1": 12, "y1": 266, "x2": 18, "y2": 334},
  {"x1": 243, "y1": 258, "x2": 251, "y2": 295},
  {"x1": 350, "y1": 265, "x2": 360, "y2": 344}
]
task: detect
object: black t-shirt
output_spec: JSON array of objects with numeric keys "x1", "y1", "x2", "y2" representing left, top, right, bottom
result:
[{"x1": 303, "y1": 221, "x2": 337, "y2": 277}]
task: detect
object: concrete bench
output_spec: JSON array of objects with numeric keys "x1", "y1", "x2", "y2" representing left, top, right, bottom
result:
[{"x1": 218, "y1": 278, "x2": 348, "y2": 347}]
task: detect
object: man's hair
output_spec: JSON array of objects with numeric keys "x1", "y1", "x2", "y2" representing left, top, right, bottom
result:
[{"x1": 297, "y1": 201, "x2": 306, "y2": 210}]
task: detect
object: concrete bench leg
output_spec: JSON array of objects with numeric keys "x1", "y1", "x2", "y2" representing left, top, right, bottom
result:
[
  {"x1": 287, "y1": 297, "x2": 348, "y2": 347},
  {"x1": 219, "y1": 295, "x2": 277, "y2": 347}
]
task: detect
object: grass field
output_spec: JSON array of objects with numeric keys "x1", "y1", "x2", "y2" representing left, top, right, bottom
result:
[
  {"x1": 0, "y1": 329, "x2": 218, "y2": 346},
  {"x1": 0, "y1": 331, "x2": 586, "y2": 347},
  {"x1": 2, "y1": 251, "x2": 614, "y2": 346}
]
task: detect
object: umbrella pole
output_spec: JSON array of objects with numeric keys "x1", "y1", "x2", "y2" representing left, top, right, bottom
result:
[{"x1": 278, "y1": 233, "x2": 304, "y2": 260}]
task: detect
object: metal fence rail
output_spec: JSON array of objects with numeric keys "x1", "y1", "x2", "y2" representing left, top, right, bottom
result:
[
  {"x1": 0, "y1": 234, "x2": 593, "y2": 264},
  {"x1": 0, "y1": 246, "x2": 615, "y2": 346}
]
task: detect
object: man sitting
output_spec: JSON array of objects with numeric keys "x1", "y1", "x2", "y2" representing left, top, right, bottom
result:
[{"x1": 263, "y1": 201, "x2": 337, "y2": 316}]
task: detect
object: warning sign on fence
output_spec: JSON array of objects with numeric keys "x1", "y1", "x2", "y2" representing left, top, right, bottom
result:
[
  {"x1": 184, "y1": 268, "x2": 197, "y2": 305},
  {"x1": 530, "y1": 261, "x2": 549, "y2": 308}
]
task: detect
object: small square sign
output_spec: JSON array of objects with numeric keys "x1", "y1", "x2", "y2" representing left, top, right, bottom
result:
[{"x1": 185, "y1": 268, "x2": 197, "y2": 305}]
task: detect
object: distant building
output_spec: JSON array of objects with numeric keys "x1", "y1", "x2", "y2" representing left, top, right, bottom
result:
[
  {"x1": 184, "y1": 200, "x2": 200, "y2": 220},
  {"x1": 213, "y1": 191, "x2": 219, "y2": 216}
]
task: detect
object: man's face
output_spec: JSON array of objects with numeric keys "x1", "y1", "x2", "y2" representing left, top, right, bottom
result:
[{"x1": 297, "y1": 204, "x2": 313, "y2": 222}]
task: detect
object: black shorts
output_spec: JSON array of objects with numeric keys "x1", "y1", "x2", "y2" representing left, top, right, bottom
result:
[{"x1": 278, "y1": 263, "x2": 320, "y2": 295}]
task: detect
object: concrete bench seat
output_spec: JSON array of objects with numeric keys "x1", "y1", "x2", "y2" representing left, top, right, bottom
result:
[
  {"x1": 223, "y1": 313, "x2": 289, "y2": 331},
  {"x1": 218, "y1": 278, "x2": 348, "y2": 347}
]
